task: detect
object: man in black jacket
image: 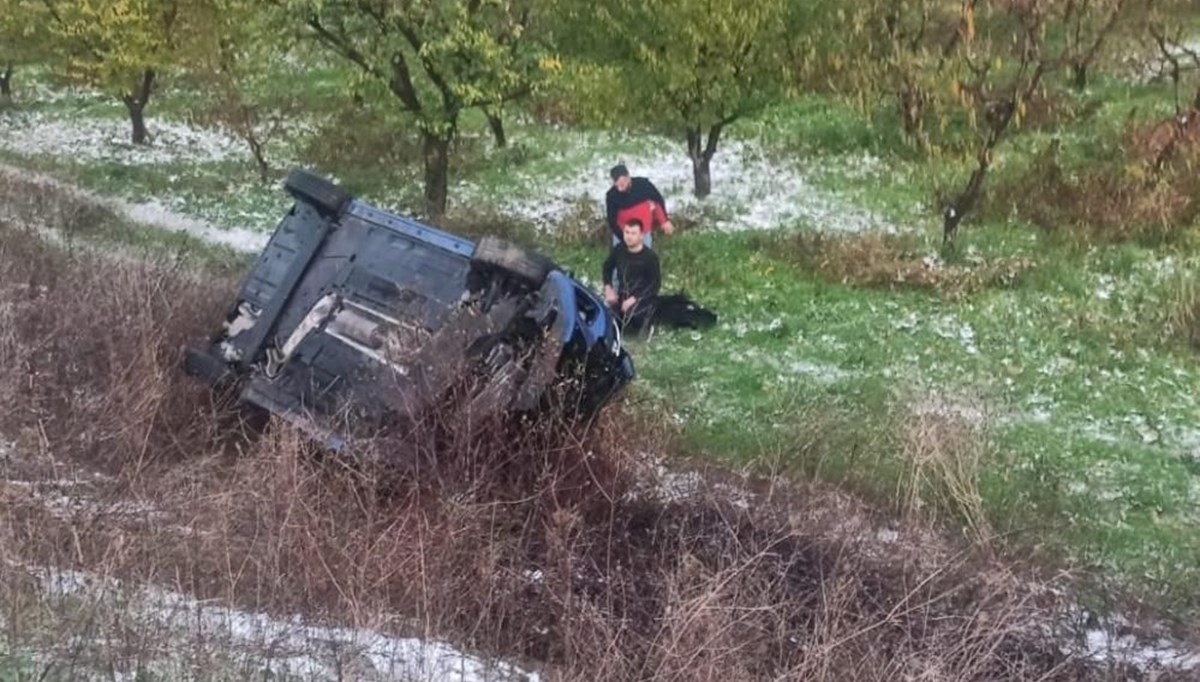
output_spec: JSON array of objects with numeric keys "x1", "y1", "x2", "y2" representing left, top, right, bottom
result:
[
  {"x1": 603, "y1": 218, "x2": 661, "y2": 333},
  {"x1": 605, "y1": 164, "x2": 674, "y2": 248}
]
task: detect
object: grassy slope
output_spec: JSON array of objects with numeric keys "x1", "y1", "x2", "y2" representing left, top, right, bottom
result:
[{"x1": 2, "y1": 66, "x2": 1199, "y2": 621}]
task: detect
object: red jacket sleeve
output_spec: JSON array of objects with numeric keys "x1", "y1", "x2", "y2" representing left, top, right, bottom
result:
[
  {"x1": 643, "y1": 179, "x2": 668, "y2": 219},
  {"x1": 650, "y1": 202, "x2": 667, "y2": 228}
]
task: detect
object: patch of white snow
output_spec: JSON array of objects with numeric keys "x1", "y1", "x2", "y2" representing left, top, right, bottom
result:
[
  {"x1": 0, "y1": 112, "x2": 246, "y2": 166},
  {"x1": 18, "y1": 563, "x2": 539, "y2": 682},
  {"x1": 477, "y1": 138, "x2": 902, "y2": 234}
]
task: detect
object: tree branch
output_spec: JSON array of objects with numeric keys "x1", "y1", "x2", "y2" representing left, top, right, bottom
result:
[
  {"x1": 1080, "y1": 0, "x2": 1129, "y2": 68},
  {"x1": 390, "y1": 15, "x2": 458, "y2": 114},
  {"x1": 703, "y1": 120, "x2": 730, "y2": 161},
  {"x1": 941, "y1": 0, "x2": 980, "y2": 58},
  {"x1": 302, "y1": 14, "x2": 386, "y2": 82},
  {"x1": 388, "y1": 52, "x2": 422, "y2": 113}
]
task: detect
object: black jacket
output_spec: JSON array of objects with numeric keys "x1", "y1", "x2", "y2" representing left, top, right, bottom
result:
[{"x1": 602, "y1": 244, "x2": 661, "y2": 301}]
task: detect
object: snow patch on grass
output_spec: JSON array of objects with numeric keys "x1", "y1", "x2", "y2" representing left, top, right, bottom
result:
[
  {"x1": 1124, "y1": 37, "x2": 1200, "y2": 84},
  {"x1": 14, "y1": 81, "x2": 109, "y2": 106},
  {"x1": 119, "y1": 198, "x2": 268, "y2": 251},
  {"x1": 723, "y1": 342, "x2": 857, "y2": 387},
  {"x1": 471, "y1": 137, "x2": 901, "y2": 234},
  {"x1": 3, "y1": 479, "x2": 164, "y2": 522},
  {"x1": 1063, "y1": 609, "x2": 1200, "y2": 673},
  {"x1": 16, "y1": 563, "x2": 539, "y2": 682},
  {"x1": 785, "y1": 360, "x2": 854, "y2": 385},
  {"x1": 0, "y1": 111, "x2": 245, "y2": 167}
]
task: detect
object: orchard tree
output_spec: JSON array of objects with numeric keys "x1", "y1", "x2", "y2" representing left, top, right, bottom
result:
[
  {"x1": 1061, "y1": 0, "x2": 1135, "y2": 89},
  {"x1": 833, "y1": 0, "x2": 957, "y2": 149},
  {"x1": 1143, "y1": 0, "x2": 1200, "y2": 111},
  {"x1": 937, "y1": 1, "x2": 1057, "y2": 248},
  {"x1": 553, "y1": 0, "x2": 795, "y2": 198},
  {"x1": 268, "y1": 0, "x2": 549, "y2": 218},
  {"x1": 185, "y1": 0, "x2": 300, "y2": 182},
  {"x1": 0, "y1": 0, "x2": 51, "y2": 102},
  {"x1": 939, "y1": 0, "x2": 1153, "y2": 245},
  {"x1": 40, "y1": 0, "x2": 183, "y2": 143},
  {"x1": 1133, "y1": 0, "x2": 1200, "y2": 175},
  {"x1": 846, "y1": 0, "x2": 1141, "y2": 248}
]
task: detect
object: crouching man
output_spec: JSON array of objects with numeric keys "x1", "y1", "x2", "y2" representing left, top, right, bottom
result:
[{"x1": 603, "y1": 218, "x2": 661, "y2": 335}]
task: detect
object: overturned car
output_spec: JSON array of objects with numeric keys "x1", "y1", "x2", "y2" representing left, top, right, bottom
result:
[{"x1": 184, "y1": 169, "x2": 635, "y2": 449}]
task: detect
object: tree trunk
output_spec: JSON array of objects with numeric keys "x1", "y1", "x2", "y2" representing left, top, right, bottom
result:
[
  {"x1": 942, "y1": 52, "x2": 1046, "y2": 250},
  {"x1": 1071, "y1": 62, "x2": 1088, "y2": 90},
  {"x1": 686, "y1": 121, "x2": 728, "y2": 199},
  {"x1": 121, "y1": 69, "x2": 156, "y2": 145},
  {"x1": 899, "y1": 78, "x2": 925, "y2": 141},
  {"x1": 691, "y1": 155, "x2": 712, "y2": 199},
  {"x1": 126, "y1": 101, "x2": 149, "y2": 145},
  {"x1": 0, "y1": 63, "x2": 13, "y2": 103},
  {"x1": 422, "y1": 130, "x2": 452, "y2": 219},
  {"x1": 238, "y1": 105, "x2": 273, "y2": 184},
  {"x1": 247, "y1": 135, "x2": 271, "y2": 184},
  {"x1": 943, "y1": 108, "x2": 1015, "y2": 249},
  {"x1": 941, "y1": 157, "x2": 990, "y2": 250},
  {"x1": 486, "y1": 111, "x2": 507, "y2": 148}
]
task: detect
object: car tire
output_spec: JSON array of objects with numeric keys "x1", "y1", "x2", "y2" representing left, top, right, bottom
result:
[
  {"x1": 471, "y1": 236, "x2": 554, "y2": 286},
  {"x1": 284, "y1": 168, "x2": 351, "y2": 217}
]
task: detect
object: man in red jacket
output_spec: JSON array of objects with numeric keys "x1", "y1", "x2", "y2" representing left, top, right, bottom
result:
[{"x1": 605, "y1": 164, "x2": 674, "y2": 248}]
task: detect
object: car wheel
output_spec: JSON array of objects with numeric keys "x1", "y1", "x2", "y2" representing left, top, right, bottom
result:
[
  {"x1": 283, "y1": 168, "x2": 351, "y2": 217},
  {"x1": 471, "y1": 236, "x2": 554, "y2": 287}
]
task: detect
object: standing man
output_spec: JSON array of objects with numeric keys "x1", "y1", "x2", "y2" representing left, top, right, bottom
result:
[{"x1": 605, "y1": 164, "x2": 674, "y2": 248}]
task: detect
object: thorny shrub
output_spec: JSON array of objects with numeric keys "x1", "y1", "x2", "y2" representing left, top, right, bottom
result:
[{"x1": 0, "y1": 218, "x2": 1156, "y2": 680}]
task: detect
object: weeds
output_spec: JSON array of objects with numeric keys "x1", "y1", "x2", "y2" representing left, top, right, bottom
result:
[
  {"x1": 1164, "y1": 267, "x2": 1200, "y2": 349},
  {"x1": 898, "y1": 395, "x2": 994, "y2": 549},
  {"x1": 989, "y1": 117, "x2": 1200, "y2": 245},
  {"x1": 762, "y1": 231, "x2": 1034, "y2": 299},
  {"x1": 0, "y1": 205, "x2": 1124, "y2": 680},
  {"x1": 0, "y1": 166, "x2": 122, "y2": 240}
]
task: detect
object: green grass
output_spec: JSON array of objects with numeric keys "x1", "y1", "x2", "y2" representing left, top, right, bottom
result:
[
  {"x1": 557, "y1": 204, "x2": 1200, "y2": 622},
  {"x1": 4, "y1": 61, "x2": 1200, "y2": 624}
]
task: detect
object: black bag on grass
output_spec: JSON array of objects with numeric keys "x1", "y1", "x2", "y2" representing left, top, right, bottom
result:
[{"x1": 621, "y1": 292, "x2": 717, "y2": 336}]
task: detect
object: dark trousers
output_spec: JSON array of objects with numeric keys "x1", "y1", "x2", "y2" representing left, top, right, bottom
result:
[{"x1": 610, "y1": 297, "x2": 656, "y2": 337}]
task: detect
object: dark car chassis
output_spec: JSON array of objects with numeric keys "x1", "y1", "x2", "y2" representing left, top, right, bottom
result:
[{"x1": 185, "y1": 170, "x2": 635, "y2": 450}]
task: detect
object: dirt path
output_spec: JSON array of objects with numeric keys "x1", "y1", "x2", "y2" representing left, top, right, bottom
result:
[{"x1": 0, "y1": 162, "x2": 268, "y2": 253}]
